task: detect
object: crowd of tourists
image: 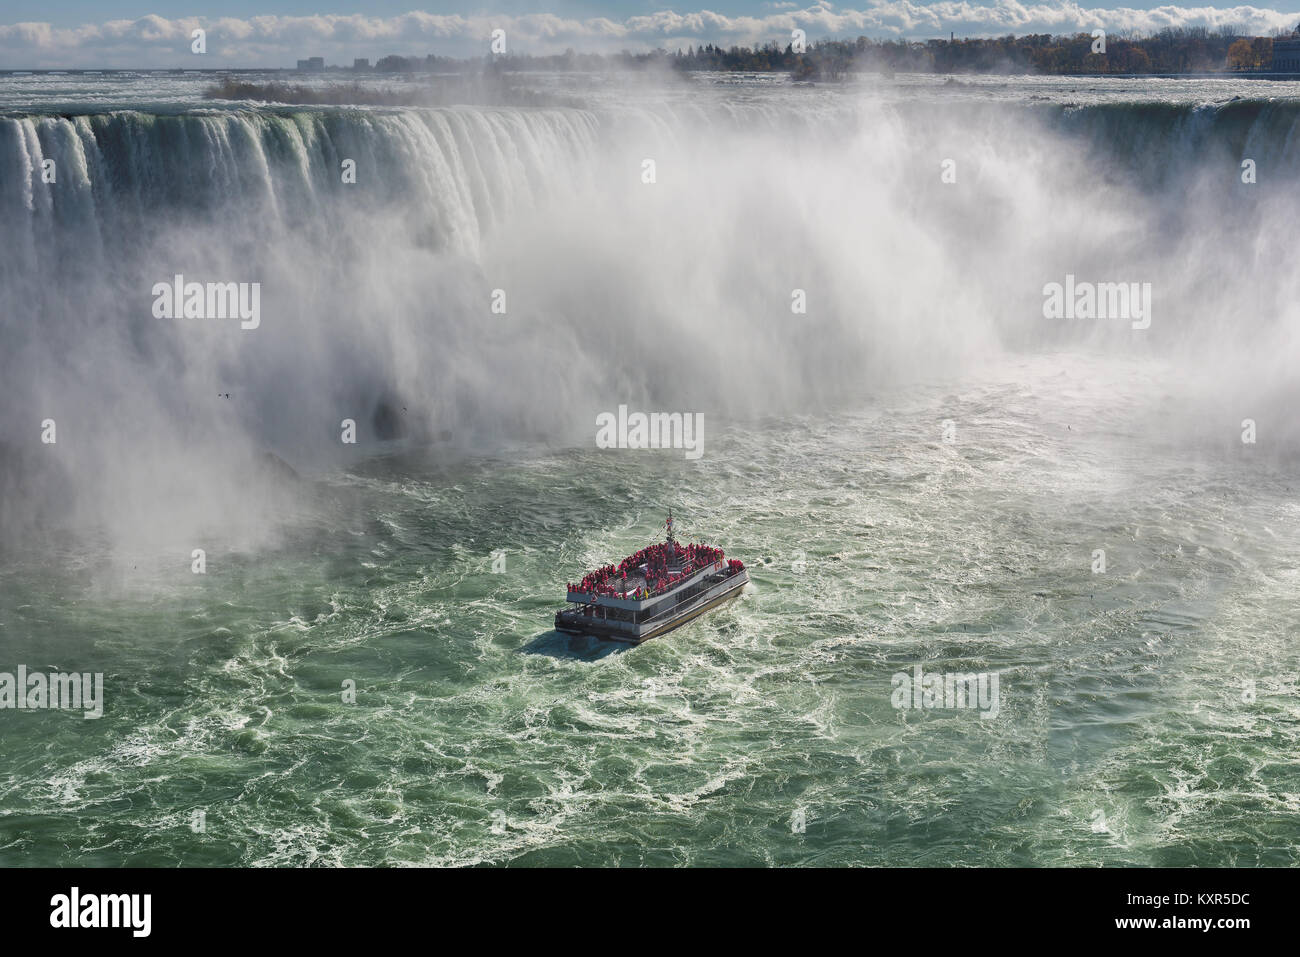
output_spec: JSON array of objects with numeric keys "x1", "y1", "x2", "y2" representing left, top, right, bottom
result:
[{"x1": 568, "y1": 540, "x2": 743, "y2": 600}]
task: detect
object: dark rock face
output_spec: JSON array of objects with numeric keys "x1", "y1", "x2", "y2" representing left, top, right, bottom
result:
[{"x1": 371, "y1": 399, "x2": 406, "y2": 441}]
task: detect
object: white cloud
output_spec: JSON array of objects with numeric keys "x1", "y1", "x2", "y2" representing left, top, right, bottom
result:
[{"x1": 1, "y1": 4, "x2": 1298, "y2": 68}]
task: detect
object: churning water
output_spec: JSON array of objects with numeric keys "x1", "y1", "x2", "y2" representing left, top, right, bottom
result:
[{"x1": 0, "y1": 72, "x2": 1298, "y2": 865}]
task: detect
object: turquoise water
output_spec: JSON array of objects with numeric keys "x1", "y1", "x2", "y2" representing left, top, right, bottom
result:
[
  {"x1": 3, "y1": 354, "x2": 1297, "y2": 866},
  {"x1": 4, "y1": 71, "x2": 1300, "y2": 867}
]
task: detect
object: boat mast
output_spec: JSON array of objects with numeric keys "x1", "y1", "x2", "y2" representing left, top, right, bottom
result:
[{"x1": 666, "y1": 508, "x2": 675, "y2": 544}]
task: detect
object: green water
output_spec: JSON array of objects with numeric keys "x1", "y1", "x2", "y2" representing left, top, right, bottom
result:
[{"x1": 1, "y1": 355, "x2": 1298, "y2": 866}]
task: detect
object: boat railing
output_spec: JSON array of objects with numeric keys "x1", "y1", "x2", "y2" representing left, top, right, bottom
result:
[
  {"x1": 569, "y1": 560, "x2": 732, "y2": 606},
  {"x1": 635, "y1": 567, "x2": 744, "y2": 626}
]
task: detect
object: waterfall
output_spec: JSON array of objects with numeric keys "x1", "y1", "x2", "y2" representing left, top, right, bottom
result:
[{"x1": 2, "y1": 96, "x2": 1299, "y2": 546}]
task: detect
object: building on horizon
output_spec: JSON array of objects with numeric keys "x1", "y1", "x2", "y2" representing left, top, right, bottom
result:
[
  {"x1": 1272, "y1": 27, "x2": 1300, "y2": 71},
  {"x1": 296, "y1": 57, "x2": 325, "y2": 72},
  {"x1": 353, "y1": 58, "x2": 370, "y2": 71}
]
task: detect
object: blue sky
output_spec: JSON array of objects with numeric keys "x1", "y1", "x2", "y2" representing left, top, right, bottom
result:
[{"x1": 4, "y1": 3, "x2": 1300, "y2": 68}]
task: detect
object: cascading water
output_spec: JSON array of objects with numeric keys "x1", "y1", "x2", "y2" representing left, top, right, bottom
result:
[
  {"x1": 7, "y1": 87, "x2": 1300, "y2": 548},
  {"x1": 1, "y1": 73, "x2": 1299, "y2": 867}
]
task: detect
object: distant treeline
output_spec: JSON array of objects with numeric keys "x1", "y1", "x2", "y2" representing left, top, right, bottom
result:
[{"x1": 354, "y1": 27, "x2": 1290, "y2": 78}]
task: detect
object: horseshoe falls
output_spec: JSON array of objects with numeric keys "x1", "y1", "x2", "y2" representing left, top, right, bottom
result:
[{"x1": 1, "y1": 72, "x2": 1298, "y2": 867}]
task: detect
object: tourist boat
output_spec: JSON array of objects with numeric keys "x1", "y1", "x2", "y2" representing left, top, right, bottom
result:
[{"x1": 555, "y1": 513, "x2": 748, "y2": 643}]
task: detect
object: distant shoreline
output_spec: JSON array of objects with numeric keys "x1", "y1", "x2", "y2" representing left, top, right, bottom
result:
[
  {"x1": 4, "y1": 26, "x2": 1295, "y2": 78},
  {"x1": 5, "y1": 69, "x2": 1300, "y2": 79}
]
